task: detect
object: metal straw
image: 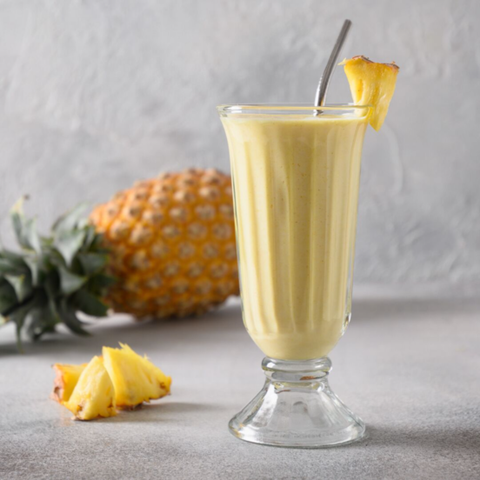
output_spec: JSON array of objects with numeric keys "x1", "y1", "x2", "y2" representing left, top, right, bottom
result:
[{"x1": 314, "y1": 19, "x2": 352, "y2": 108}]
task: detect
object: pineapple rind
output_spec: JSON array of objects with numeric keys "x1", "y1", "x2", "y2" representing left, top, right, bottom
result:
[
  {"x1": 89, "y1": 169, "x2": 239, "y2": 319},
  {"x1": 51, "y1": 363, "x2": 88, "y2": 403},
  {"x1": 103, "y1": 343, "x2": 171, "y2": 408},
  {"x1": 63, "y1": 356, "x2": 117, "y2": 420}
]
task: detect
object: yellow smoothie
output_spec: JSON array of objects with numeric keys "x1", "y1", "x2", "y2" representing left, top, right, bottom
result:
[{"x1": 221, "y1": 111, "x2": 368, "y2": 360}]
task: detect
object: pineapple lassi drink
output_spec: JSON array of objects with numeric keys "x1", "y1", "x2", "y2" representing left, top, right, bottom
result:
[
  {"x1": 221, "y1": 108, "x2": 368, "y2": 360},
  {"x1": 219, "y1": 52, "x2": 398, "y2": 448}
]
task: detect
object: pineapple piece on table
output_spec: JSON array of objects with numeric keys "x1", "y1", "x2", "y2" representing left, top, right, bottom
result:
[
  {"x1": 103, "y1": 343, "x2": 171, "y2": 409},
  {"x1": 341, "y1": 55, "x2": 399, "y2": 131},
  {"x1": 63, "y1": 356, "x2": 116, "y2": 420},
  {"x1": 51, "y1": 363, "x2": 88, "y2": 403}
]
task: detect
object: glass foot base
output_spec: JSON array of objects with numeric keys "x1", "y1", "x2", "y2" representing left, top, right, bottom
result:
[{"x1": 229, "y1": 357, "x2": 366, "y2": 448}]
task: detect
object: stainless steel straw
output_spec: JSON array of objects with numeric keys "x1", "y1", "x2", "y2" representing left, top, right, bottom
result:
[{"x1": 314, "y1": 19, "x2": 352, "y2": 108}]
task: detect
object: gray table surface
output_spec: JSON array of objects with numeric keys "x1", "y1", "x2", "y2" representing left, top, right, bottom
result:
[{"x1": 1, "y1": 287, "x2": 479, "y2": 480}]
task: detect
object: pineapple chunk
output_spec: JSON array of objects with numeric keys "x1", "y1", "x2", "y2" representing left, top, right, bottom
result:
[
  {"x1": 51, "y1": 363, "x2": 87, "y2": 403},
  {"x1": 63, "y1": 356, "x2": 116, "y2": 420},
  {"x1": 341, "y1": 55, "x2": 399, "y2": 131},
  {"x1": 102, "y1": 343, "x2": 171, "y2": 409}
]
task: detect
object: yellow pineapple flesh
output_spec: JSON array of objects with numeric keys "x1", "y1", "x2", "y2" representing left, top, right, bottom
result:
[
  {"x1": 341, "y1": 55, "x2": 399, "y2": 131},
  {"x1": 102, "y1": 343, "x2": 171, "y2": 409},
  {"x1": 63, "y1": 356, "x2": 116, "y2": 420},
  {"x1": 89, "y1": 168, "x2": 239, "y2": 319},
  {"x1": 51, "y1": 363, "x2": 87, "y2": 403}
]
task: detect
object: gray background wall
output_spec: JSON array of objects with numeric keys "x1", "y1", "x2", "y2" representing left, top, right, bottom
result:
[{"x1": 0, "y1": 0, "x2": 478, "y2": 286}]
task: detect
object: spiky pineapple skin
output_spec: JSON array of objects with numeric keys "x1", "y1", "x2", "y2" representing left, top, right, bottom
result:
[{"x1": 90, "y1": 168, "x2": 239, "y2": 319}]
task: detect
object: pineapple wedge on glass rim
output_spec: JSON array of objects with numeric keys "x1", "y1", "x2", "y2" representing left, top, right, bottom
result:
[
  {"x1": 63, "y1": 356, "x2": 117, "y2": 420},
  {"x1": 340, "y1": 55, "x2": 399, "y2": 130},
  {"x1": 102, "y1": 343, "x2": 171, "y2": 409}
]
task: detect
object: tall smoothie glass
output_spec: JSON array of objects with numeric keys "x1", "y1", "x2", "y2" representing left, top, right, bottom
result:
[{"x1": 218, "y1": 104, "x2": 371, "y2": 448}]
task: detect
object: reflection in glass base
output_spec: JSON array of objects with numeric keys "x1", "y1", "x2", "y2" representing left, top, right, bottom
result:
[{"x1": 228, "y1": 357, "x2": 366, "y2": 448}]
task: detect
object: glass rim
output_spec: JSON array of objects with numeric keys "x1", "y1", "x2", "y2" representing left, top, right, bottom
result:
[{"x1": 217, "y1": 103, "x2": 372, "y2": 114}]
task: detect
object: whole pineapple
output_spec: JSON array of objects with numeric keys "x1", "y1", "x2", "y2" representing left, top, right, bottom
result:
[{"x1": 90, "y1": 168, "x2": 239, "y2": 319}]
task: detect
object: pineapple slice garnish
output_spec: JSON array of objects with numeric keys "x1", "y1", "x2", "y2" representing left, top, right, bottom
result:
[
  {"x1": 63, "y1": 356, "x2": 117, "y2": 420},
  {"x1": 340, "y1": 55, "x2": 399, "y2": 131},
  {"x1": 51, "y1": 363, "x2": 88, "y2": 403},
  {"x1": 102, "y1": 343, "x2": 172, "y2": 409}
]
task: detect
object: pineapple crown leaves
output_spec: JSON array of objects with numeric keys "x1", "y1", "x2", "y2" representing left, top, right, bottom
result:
[{"x1": 0, "y1": 197, "x2": 115, "y2": 351}]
